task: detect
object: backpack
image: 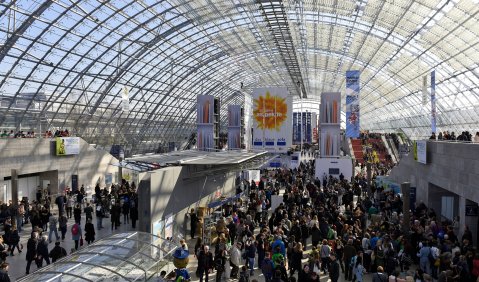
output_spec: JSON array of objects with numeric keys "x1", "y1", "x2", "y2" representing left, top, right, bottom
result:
[
  {"x1": 72, "y1": 224, "x2": 79, "y2": 235},
  {"x1": 327, "y1": 228, "x2": 334, "y2": 239},
  {"x1": 261, "y1": 259, "x2": 273, "y2": 275}
]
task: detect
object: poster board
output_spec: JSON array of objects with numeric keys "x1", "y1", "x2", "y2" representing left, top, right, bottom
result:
[
  {"x1": 414, "y1": 140, "x2": 427, "y2": 164},
  {"x1": 252, "y1": 87, "x2": 292, "y2": 152},
  {"x1": 56, "y1": 137, "x2": 80, "y2": 155}
]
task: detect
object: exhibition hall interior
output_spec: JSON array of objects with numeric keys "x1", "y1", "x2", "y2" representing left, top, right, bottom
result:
[{"x1": 1, "y1": 0, "x2": 479, "y2": 281}]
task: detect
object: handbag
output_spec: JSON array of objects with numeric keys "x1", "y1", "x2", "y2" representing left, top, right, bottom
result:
[{"x1": 80, "y1": 237, "x2": 84, "y2": 247}]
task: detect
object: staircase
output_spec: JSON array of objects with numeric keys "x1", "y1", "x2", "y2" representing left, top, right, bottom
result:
[{"x1": 351, "y1": 138, "x2": 364, "y2": 164}]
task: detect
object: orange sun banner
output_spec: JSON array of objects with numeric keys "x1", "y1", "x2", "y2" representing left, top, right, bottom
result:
[{"x1": 252, "y1": 88, "x2": 292, "y2": 152}]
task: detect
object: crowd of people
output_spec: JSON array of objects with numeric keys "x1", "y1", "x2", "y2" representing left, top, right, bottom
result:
[
  {"x1": 188, "y1": 158, "x2": 479, "y2": 282},
  {"x1": 0, "y1": 129, "x2": 71, "y2": 139},
  {"x1": 430, "y1": 131, "x2": 479, "y2": 142},
  {"x1": 0, "y1": 180, "x2": 139, "y2": 280}
]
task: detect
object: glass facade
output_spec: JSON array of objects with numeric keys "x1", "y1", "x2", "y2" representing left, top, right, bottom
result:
[{"x1": 1, "y1": 0, "x2": 479, "y2": 152}]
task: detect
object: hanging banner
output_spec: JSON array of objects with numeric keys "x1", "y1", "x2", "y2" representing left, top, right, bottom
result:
[
  {"x1": 197, "y1": 95, "x2": 215, "y2": 151},
  {"x1": 431, "y1": 70, "x2": 437, "y2": 134},
  {"x1": 228, "y1": 105, "x2": 242, "y2": 149},
  {"x1": 422, "y1": 75, "x2": 428, "y2": 106},
  {"x1": 293, "y1": 112, "x2": 301, "y2": 144},
  {"x1": 252, "y1": 87, "x2": 292, "y2": 152},
  {"x1": 345, "y1": 70, "x2": 360, "y2": 138}
]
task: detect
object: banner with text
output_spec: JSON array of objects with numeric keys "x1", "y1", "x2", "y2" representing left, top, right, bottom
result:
[
  {"x1": 252, "y1": 87, "x2": 292, "y2": 152},
  {"x1": 56, "y1": 137, "x2": 80, "y2": 156},
  {"x1": 345, "y1": 70, "x2": 360, "y2": 138}
]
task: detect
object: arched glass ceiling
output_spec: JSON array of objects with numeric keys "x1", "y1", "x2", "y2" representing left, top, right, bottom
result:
[{"x1": 1, "y1": 0, "x2": 479, "y2": 154}]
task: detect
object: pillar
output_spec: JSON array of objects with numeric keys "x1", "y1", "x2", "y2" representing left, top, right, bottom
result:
[
  {"x1": 401, "y1": 182, "x2": 411, "y2": 234},
  {"x1": 458, "y1": 194, "x2": 466, "y2": 240},
  {"x1": 11, "y1": 169, "x2": 18, "y2": 204}
]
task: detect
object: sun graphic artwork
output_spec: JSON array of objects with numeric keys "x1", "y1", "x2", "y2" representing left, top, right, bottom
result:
[{"x1": 253, "y1": 91, "x2": 288, "y2": 131}]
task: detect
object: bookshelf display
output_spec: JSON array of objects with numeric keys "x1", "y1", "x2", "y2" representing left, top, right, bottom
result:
[{"x1": 320, "y1": 92, "x2": 341, "y2": 158}]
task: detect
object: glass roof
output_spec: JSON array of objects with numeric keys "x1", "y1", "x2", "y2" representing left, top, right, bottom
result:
[
  {"x1": 1, "y1": 0, "x2": 479, "y2": 153},
  {"x1": 17, "y1": 231, "x2": 179, "y2": 282}
]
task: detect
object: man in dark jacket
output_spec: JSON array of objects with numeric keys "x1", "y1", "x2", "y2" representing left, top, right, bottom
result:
[
  {"x1": 25, "y1": 232, "x2": 39, "y2": 274},
  {"x1": 190, "y1": 208, "x2": 199, "y2": 239},
  {"x1": 0, "y1": 262, "x2": 10, "y2": 282},
  {"x1": 343, "y1": 239, "x2": 357, "y2": 281},
  {"x1": 48, "y1": 242, "x2": 67, "y2": 262},
  {"x1": 197, "y1": 245, "x2": 214, "y2": 282},
  {"x1": 329, "y1": 253, "x2": 340, "y2": 282},
  {"x1": 372, "y1": 266, "x2": 388, "y2": 282}
]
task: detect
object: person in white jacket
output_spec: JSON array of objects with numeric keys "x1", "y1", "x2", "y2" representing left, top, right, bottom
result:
[{"x1": 229, "y1": 242, "x2": 242, "y2": 279}]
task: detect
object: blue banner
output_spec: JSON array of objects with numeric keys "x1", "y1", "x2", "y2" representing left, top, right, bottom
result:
[
  {"x1": 431, "y1": 70, "x2": 437, "y2": 134},
  {"x1": 346, "y1": 70, "x2": 360, "y2": 138},
  {"x1": 293, "y1": 112, "x2": 300, "y2": 144}
]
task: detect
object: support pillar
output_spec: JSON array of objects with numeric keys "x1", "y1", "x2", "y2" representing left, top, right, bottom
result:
[
  {"x1": 458, "y1": 194, "x2": 466, "y2": 240},
  {"x1": 401, "y1": 182, "x2": 411, "y2": 234},
  {"x1": 11, "y1": 169, "x2": 18, "y2": 204}
]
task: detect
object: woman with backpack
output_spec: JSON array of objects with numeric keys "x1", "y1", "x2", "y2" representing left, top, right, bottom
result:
[{"x1": 71, "y1": 222, "x2": 82, "y2": 250}]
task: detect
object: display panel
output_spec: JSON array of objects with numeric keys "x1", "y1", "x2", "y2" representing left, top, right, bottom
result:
[
  {"x1": 55, "y1": 137, "x2": 80, "y2": 156},
  {"x1": 252, "y1": 87, "x2": 292, "y2": 152}
]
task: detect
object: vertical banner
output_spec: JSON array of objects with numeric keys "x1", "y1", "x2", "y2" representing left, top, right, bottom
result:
[
  {"x1": 228, "y1": 105, "x2": 242, "y2": 149},
  {"x1": 197, "y1": 95, "x2": 215, "y2": 151},
  {"x1": 345, "y1": 70, "x2": 360, "y2": 138},
  {"x1": 293, "y1": 112, "x2": 300, "y2": 144},
  {"x1": 422, "y1": 75, "x2": 428, "y2": 106},
  {"x1": 252, "y1": 87, "x2": 292, "y2": 152},
  {"x1": 431, "y1": 70, "x2": 437, "y2": 134},
  {"x1": 320, "y1": 92, "x2": 341, "y2": 157}
]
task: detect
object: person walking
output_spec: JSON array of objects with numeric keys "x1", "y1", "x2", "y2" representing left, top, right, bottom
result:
[
  {"x1": 230, "y1": 242, "x2": 242, "y2": 279},
  {"x1": 7, "y1": 226, "x2": 21, "y2": 256},
  {"x1": 343, "y1": 239, "x2": 357, "y2": 281},
  {"x1": 48, "y1": 213, "x2": 60, "y2": 243},
  {"x1": 122, "y1": 200, "x2": 130, "y2": 224},
  {"x1": 58, "y1": 213, "x2": 68, "y2": 241},
  {"x1": 71, "y1": 222, "x2": 82, "y2": 250},
  {"x1": 25, "y1": 232, "x2": 39, "y2": 275},
  {"x1": 130, "y1": 201, "x2": 138, "y2": 229},
  {"x1": 84, "y1": 219, "x2": 95, "y2": 244},
  {"x1": 35, "y1": 235, "x2": 50, "y2": 268},
  {"x1": 84, "y1": 203, "x2": 93, "y2": 222},
  {"x1": 66, "y1": 193, "x2": 74, "y2": 219},
  {"x1": 0, "y1": 262, "x2": 10, "y2": 282},
  {"x1": 372, "y1": 266, "x2": 388, "y2": 282},
  {"x1": 73, "y1": 204, "x2": 82, "y2": 225},
  {"x1": 197, "y1": 245, "x2": 214, "y2": 282},
  {"x1": 190, "y1": 208, "x2": 199, "y2": 239},
  {"x1": 49, "y1": 242, "x2": 67, "y2": 263},
  {"x1": 95, "y1": 203, "x2": 104, "y2": 229},
  {"x1": 110, "y1": 202, "x2": 121, "y2": 230},
  {"x1": 329, "y1": 253, "x2": 340, "y2": 282}
]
